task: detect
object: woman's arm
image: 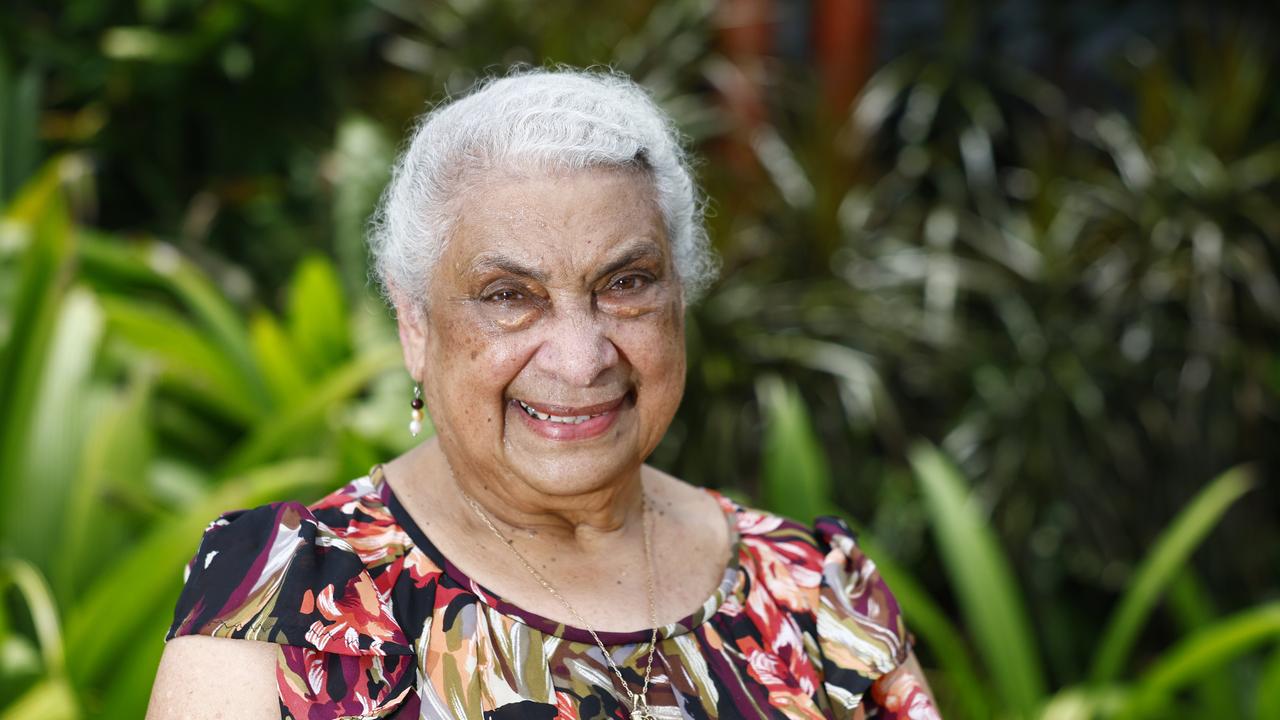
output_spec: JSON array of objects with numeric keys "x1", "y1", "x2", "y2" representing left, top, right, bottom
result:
[
  {"x1": 146, "y1": 635, "x2": 281, "y2": 719},
  {"x1": 870, "y1": 648, "x2": 942, "y2": 719}
]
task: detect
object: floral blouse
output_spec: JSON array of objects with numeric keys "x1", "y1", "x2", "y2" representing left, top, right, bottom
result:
[{"x1": 166, "y1": 464, "x2": 917, "y2": 719}]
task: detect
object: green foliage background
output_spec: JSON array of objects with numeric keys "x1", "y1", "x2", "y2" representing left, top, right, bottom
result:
[{"x1": 1, "y1": 0, "x2": 1277, "y2": 717}]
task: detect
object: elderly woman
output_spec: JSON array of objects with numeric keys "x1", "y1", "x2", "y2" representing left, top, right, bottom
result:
[{"x1": 147, "y1": 68, "x2": 938, "y2": 719}]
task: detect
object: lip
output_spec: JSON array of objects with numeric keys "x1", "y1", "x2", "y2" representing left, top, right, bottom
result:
[
  {"x1": 515, "y1": 395, "x2": 627, "y2": 417},
  {"x1": 509, "y1": 392, "x2": 630, "y2": 441}
]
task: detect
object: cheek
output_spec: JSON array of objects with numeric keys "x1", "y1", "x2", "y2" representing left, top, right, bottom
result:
[
  {"x1": 628, "y1": 304, "x2": 686, "y2": 394},
  {"x1": 426, "y1": 315, "x2": 535, "y2": 420}
]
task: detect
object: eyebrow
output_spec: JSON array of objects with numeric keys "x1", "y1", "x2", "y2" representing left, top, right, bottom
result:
[
  {"x1": 469, "y1": 255, "x2": 551, "y2": 285},
  {"x1": 591, "y1": 239, "x2": 665, "y2": 283},
  {"x1": 468, "y1": 238, "x2": 665, "y2": 286}
]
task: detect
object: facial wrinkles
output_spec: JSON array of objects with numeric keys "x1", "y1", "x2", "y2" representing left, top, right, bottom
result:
[
  {"x1": 417, "y1": 168, "x2": 687, "y2": 522},
  {"x1": 537, "y1": 296, "x2": 615, "y2": 387}
]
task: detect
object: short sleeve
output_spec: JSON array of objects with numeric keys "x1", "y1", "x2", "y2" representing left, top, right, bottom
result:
[
  {"x1": 811, "y1": 515, "x2": 911, "y2": 716},
  {"x1": 167, "y1": 501, "x2": 419, "y2": 719}
]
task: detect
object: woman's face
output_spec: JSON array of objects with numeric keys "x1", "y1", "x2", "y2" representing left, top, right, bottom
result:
[{"x1": 398, "y1": 166, "x2": 686, "y2": 496}]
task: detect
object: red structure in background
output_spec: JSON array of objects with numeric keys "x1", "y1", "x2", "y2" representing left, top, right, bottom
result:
[{"x1": 711, "y1": 0, "x2": 877, "y2": 171}]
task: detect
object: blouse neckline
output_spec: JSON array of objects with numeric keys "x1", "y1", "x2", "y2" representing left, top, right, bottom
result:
[{"x1": 371, "y1": 463, "x2": 747, "y2": 646}]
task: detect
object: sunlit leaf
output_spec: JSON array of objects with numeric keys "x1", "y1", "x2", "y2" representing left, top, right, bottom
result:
[
  {"x1": 249, "y1": 310, "x2": 307, "y2": 409},
  {"x1": 0, "y1": 161, "x2": 75, "y2": 551},
  {"x1": 287, "y1": 255, "x2": 352, "y2": 379}
]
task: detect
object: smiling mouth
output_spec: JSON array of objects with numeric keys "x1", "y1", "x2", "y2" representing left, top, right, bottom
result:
[{"x1": 511, "y1": 393, "x2": 630, "y2": 424}]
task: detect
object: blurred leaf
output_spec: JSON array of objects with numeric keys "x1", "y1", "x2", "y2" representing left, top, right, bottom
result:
[
  {"x1": 78, "y1": 238, "x2": 264, "y2": 399},
  {"x1": 1257, "y1": 646, "x2": 1280, "y2": 720},
  {"x1": 97, "y1": 609, "x2": 174, "y2": 720},
  {"x1": 0, "y1": 161, "x2": 75, "y2": 550},
  {"x1": 100, "y1": 297, "x2": 265, "y2": 423},
  {"x1": 0, "y1": 58, "x2": 41, "y2": 205},
  {"x1": 1165, "y1": 570, "x2": 1237, "y2": 717},
  {"x1": 757, "y1": 375, "x2": 833, "y2": 521},
  {"x1": 65, "y1": 456, "x2": 336, "y2": 688},
  {"x1": 287, "y1": 255, "x2": 352, "y2": 378},
  {"x1": 1089, "y1": 465, "x2": 1254, "y2": 683},
  {"x1": 11, "y1": 287, "x2": 105, "y2": 571},
  {"x1": 331, "y1": 115, "x2": 393, "y2": 297},
  {"x1": 1037, "y1": 685, "x2": 1126, "y2": 720},
  {"x1": 0, "y1": 559, "x2": 65, "y2": 680},
  {"x1": 56, "y1": 370, "x2": 154, "y2": 603},
  {"x1": 220, "y1": 342, "x2": 401, "y2": 475},
  {"x1": 909, "y1": 442, "x2": 1046, "y2": 717},
  {"x1": 1120, "y1": 602, "x2": 1280, "y2": 719},
  {"x1": 249, "y1": 310, "x2": 307, "y2": 409},
  {"x1": 0, "y1": 678, "x2": 77, "y2": 720}
]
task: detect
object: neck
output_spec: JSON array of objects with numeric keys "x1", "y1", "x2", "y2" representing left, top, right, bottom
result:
[{"x1": 419, "y1": 438, "x2": 648, "y2": 555}]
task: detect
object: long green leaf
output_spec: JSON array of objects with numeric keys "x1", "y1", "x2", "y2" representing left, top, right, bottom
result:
[
  {"x1": 10, "y1": 287, "x2": 104, "y2": 571},
  {"x1": 1119, "y1": 603, "x2": 1280, "y2": 719},
  {"x1": 97, "y1": 608, "x2": 177, "y2": 719},
  {"x1": 757, "y1": 374, "x2": 831, "y2": 521},
  {"x1": 909, "y1": 442, "x2": 1046, "y2": 717},
  {"x1": 55, "y1": 370, "x2": 154, "y2": 602},
  {"x1": 1089, "y1": 465, "x2": 1254, "y2": 683},
  {"x1": 249, "y1": 309, "x2": 308, "y2": 409},
  {"x1": 0, "y1": 161, "x2": 74, "y2": 550},
  {"x1": 287, "y1": 255, "x2": 352, "y2": 379}
]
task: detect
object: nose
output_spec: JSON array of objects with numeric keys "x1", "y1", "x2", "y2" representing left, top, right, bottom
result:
[{"x1": 531, "y1": 304, "x2": 619, "y2": 388}]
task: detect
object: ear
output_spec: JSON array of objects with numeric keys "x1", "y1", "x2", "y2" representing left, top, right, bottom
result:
[{"x1": 390, "y1": 285, "x2": 429, "y2": 384}]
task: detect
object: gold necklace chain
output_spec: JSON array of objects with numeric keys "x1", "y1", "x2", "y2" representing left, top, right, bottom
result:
[{"x1": 459, "y1": 488, "x2": 660, "y2": 720}]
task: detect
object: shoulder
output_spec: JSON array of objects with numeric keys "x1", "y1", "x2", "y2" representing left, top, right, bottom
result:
[
  {"x1": 162, "y1": 467, "x2": 424, "y2": 718},
  {"x1": 166, "y1": 468, "x2": 413, "y2": 655},
  {"x1": 712, "y1": 494, "x2": 910, "y2": 678}
]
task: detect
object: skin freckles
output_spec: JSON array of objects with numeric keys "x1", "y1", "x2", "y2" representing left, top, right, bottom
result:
[{"x1": 393, "y1": 165, "x2": 688, "y2": 546}]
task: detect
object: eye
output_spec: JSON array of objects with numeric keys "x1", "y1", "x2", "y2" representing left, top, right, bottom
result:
[
  {"x1": 485, "y1": 287, "x2": 526, "y2": 304},
  {"x1": 607, "y1": 273, "x2": 651, "y2": 293}
]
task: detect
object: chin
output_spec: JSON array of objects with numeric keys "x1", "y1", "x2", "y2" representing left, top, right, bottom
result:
[{"x1": 508, "y1": 449, "x2": 641, "y2": 496}]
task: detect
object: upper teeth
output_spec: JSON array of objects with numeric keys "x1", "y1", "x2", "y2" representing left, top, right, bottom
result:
[{"x1": 517, "y1": 399, "x2": 603, "y2": 424}]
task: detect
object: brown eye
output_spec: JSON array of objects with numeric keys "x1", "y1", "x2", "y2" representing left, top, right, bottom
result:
[
  {"x1": 486, "y1": 288, "x2": 525, "y2": 304},
  {"x1": 608, "y1": 274, "x2": 650, "y2": 293}
]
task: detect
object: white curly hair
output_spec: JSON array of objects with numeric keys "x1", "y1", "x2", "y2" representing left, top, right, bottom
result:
[{"x1": 367, "y1": 66, "x2": 718, "y2": 319}]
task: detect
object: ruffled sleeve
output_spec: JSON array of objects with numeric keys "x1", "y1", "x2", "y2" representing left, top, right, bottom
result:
[
  {"x1": 811, "y1": 515, "x2": 911, "y2": 717},
  {"x1": 166, "y1": 501, "x2": 419, "y2": 719}
]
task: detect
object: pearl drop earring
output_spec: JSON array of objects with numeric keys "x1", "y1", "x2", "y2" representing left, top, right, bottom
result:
[{"x1": 409, "y1": 383, "x2": 424, "y2": 437}]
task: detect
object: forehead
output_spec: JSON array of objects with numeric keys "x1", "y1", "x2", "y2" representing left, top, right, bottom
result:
[{"x1": 441, "y1": 166, "x2": 669, "y2": 280}]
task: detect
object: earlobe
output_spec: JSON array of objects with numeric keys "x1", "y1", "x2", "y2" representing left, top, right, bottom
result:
[{"x1": 394, "y1": 302, "x2": 430, "y2": 384}]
